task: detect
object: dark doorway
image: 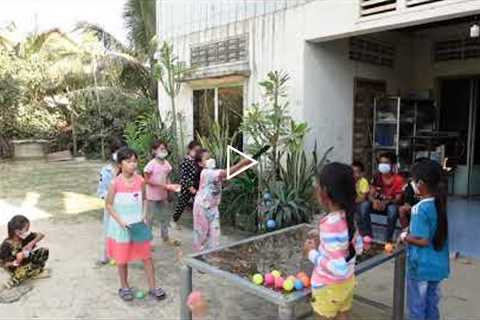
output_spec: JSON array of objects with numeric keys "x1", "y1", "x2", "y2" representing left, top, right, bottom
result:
[{"x1": 353, "y1": 79, "x2": 387, "y2": 178}]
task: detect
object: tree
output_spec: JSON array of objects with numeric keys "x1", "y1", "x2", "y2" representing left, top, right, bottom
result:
[{"x1": 123, "y1": 0, "x2": 156, "y2": 57}]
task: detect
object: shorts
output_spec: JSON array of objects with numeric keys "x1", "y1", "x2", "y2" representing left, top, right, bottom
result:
[
  {"x1": 311, "y1": 276, "x2": 356, "y2": 318},
  {"x1": 146, "y1": 200, "x2": 170, "y2": 225}
]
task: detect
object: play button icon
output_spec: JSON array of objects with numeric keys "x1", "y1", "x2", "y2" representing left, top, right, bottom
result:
[{"x1": 226, "y1": 145, "x2": 258, "y2": 180}]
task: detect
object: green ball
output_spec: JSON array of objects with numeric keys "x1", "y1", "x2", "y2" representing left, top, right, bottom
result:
[
  {"x1": 283, "y1": 279, "x2": 294, "y2": 292},
  {"x1": 252, "y1": 273, "x2": 263, "y2": 285},
  {"x1": 135, "y1": 291, "x2": 145, "y2": 299}
]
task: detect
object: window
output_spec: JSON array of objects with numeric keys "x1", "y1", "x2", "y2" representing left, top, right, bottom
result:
[
  {"x1": 191, "y1": 35, "x2": 248, "y2": 68},
  {"x1": 193, "y1": 85, "x2": 243, "y2": 148},
  {"x1": 349, "y1": 37, "x2": 395, "y2": 68}
]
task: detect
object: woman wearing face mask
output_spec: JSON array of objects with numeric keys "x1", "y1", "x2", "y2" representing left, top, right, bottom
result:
[
  {"x1": 192, "y1": 151, "x2": 253, "y2": 252},
  {"x1": 144, "y1": 141, "x2": 179, "y2": 246},
  {"x1": 358, "y1": 152, "x2": 405, "y2": 243},
  {"x1": 0, "y1": 215, "x2": 49, "y2": 289}
]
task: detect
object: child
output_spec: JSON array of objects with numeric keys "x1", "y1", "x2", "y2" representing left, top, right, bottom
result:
[
  {"x1": 105, "y1": 147, "x2": 166, "y2": 301},
  {"x1": 192, "y1": 151, "x2": 252, "y2": 252},
  {"x1": 144, "y1": 140, "x2": 179, "y2": 246},
  {"x1": 0, "y1": 215, "x2": 49, "y2": 289},
  {"x1": 399, "y1": 159, "x2": 449, "y2": 320},
  {"x1": 173, "y1": 141, "x2": 202, "y2": 228},
  {"x1": 96, "y1": 138, "x2": 124, "y2": 265},
  {"x1": 304, "y1": 162, "x2": 363, "y2": 320},
  {"x1": 352, "y1": 161, "x2": 369, "y2": 204}
]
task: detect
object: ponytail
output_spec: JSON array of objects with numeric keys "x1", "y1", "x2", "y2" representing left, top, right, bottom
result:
[{"x1": 433, "y1": 178, "x2": 448, "y2": 251}]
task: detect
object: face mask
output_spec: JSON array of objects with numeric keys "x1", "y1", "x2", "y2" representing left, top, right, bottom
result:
[
  {"x1": 112, "y1": 152, "x2": 118, "y2": 162},
  {"x1": 16, "y1": 230, "x2": 30, "y2": 240},
  {"x1": 205, "y1": 158, "x2": 216, "y2": 169},
  {"x1": 156, "y1": 151, "x2": 168, "y2": 159},
  {"x1": 378, "y1": 163, "x2": 391, "y2": 174}
]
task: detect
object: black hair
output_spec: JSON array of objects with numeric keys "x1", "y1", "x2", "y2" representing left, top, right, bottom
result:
[
  {"x1": 109, "y1": 137, "x2": 125, "y2": 155},
  {"x1": 151, "y1": 140, "x2": 168, "y2": 158},
  {"x1": 7, "y1": 215, "x2": 30, "y2": 239},
  {"x1": 378, "y1": 152, "x2": 397, "y2": 164},
  {"x1": 187, "y1": 140, "x2": 200, "y2": 150},
  {"x1": 116, "y1": 147, "x2": 138, "y2": 174},
  {"x1": 411, "y1": 159, "x2": 448, "y2": 251},
  {"x1": 316, "y1": 162, "x2": 357, "y2": 261},
  {"x1": 352, "y1": 160, "x2": 365, "y2": 172}
]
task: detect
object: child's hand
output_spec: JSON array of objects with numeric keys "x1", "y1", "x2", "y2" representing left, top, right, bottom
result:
[
  {"x1": 189, "y1": 187, "x2": 197, "y2": 195},
  {"x1": 303, "y1": 239, "x2": 318, "y2": 257},
  {"x1": 307, "y1": 229, "x2": 319, "y2": 240},
  {"x1": 15, "y1": 252, "x2": 25, "y2": 263},
  {"x1": 119, "y1": 220, "x2": 129, "y2": 229}
]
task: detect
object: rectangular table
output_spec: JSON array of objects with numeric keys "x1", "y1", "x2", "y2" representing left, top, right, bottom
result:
[{"x1": 181, "y1": 224, "x2": 405, "y2": 320}]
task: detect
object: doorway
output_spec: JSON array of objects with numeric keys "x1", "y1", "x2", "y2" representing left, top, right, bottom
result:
[
  {"x1": 353, "y1": 78, "x2": 386, "y2": 177},
  {"x1": 440, "y1": 78, "x2": 480, "y2": 196}
]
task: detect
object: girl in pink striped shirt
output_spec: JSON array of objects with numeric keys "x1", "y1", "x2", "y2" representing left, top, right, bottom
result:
[{"x1": 304, "y1": 162, "x2": 363, "y2": 320}]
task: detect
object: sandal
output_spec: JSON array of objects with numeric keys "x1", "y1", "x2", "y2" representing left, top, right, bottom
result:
[
  {"x1": 118, "y1": 288, "x2": 134, "y2": 301},
  {"x1": 163, "y1": 238, "x2": 182, "y2": 247},
  {"x1": 148, "y1": 287, "x2": 166, "y2": 300}
]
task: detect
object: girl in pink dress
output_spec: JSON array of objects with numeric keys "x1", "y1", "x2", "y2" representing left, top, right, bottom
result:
[
  {"x1": 105, "y1": 147, "x2": 166, "y2": 302},
  {"x1": 192, "y1": 152, "x2": 252, "y2": 252}
]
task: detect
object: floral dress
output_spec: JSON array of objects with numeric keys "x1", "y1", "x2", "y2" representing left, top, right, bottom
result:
[{"x1": 192, "y1": 169, "x2": 224, "y2": 252}]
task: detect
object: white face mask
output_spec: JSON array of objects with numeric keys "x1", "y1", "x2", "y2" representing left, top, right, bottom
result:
[
  {"x1": 205, "y1": 158, "x2": 216, "y2": 169},
  {"x1": 17, "y1": 230, "x2": 31, "y2": 240},
  {"x1": 156, "y1": 151, "x2": 168, "y2": 159},
  {"x1": 378, "y1": 163, "x2": 391, "y2": 174},
  {"x1": 112, "y1": 152, "x2": 118, "y2": 162}
]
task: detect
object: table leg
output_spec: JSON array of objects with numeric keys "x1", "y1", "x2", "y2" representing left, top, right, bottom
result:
[
  {"x1": 392, "y1": 252, "x2": 406, "y2": 320},
  {"x1": 180, "y1": 265, "x2": 193, "y2": 320},
  {"x1": 278, "y1": 304, "x2": 295, "y2": 320}
]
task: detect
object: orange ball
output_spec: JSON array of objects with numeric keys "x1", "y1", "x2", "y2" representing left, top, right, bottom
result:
[
  {"x1": 296, "y1": 272, "x2": 307, "y2": 279},
  {"x1": 384, "y1": 243, "x2": 394, "y2": 254},
  {"x1": 286, "y1": 276, "x2": 296, "y2": 283},
  {"x1": 300, "y1": 275, "x2": 310, "y2": 288}
]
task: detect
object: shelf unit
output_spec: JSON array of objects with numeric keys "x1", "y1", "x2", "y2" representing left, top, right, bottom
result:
[{"x1": 372, "y1": 96, "x2": 436, "y2": 171}]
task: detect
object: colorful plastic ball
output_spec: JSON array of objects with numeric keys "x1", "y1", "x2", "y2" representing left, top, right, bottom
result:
[
  {"x1": 266, "y1": 219, "x2": 276, "y2": 230},
  {"x1": 135, "y1": 291, "x2": 145, "y2": 299},
  {"x1": 283, "y1": 279, "x2": 294, "y2": 292},
  {"x1": 296, "y1": 272, "x2": 307, "y2": 279},
  {"x1": 294, "y1": 279, "x2": 304, "y2": 290},
  {"x1": 252, "y1": 273, "x2": 263, "y2": 285},
  {"x1": 300, "y1": 276, "x2": 310, "y2": 288},
  {"x1": 109, "y1": 259, "x2": 116, "y2": 266},
  {"x1": 384, "y1": 243, "x2": 394, "y2": 254},
  {"x1": 274, "y1": 276, "x2": 285, "y2": 290},
  {"x1": 264, "y1": 273, "x2": 274, "y2": 286},
  {"x1": 271, "y1": 270, "x2": 281, "y2": 278},
  {"x1": 263, "y1": 192, "x2": 273, "y2": 201},
  {"x1": 286, "y1": 276, "x2": 296, "y2": 283},
  {"x1": 363, "y1": 235, "x2": 373, "y2": 244}
]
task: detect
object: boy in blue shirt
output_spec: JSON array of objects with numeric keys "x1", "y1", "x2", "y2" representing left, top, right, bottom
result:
[{"x1": 399, "y1": 159, "x2": 449, "y2": 320}]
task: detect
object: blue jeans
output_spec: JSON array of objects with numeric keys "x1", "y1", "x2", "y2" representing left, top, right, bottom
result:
[
  {"x1": 357, "y1": 201, "x2": 398, "y2": 241},
  {"x1": 407, "y1": 278, "x2": 441, "y2": 320}
]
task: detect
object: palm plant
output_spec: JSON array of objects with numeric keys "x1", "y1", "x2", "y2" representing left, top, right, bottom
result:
[{"x1": 123, "y1": 0, "x2": 156, "y2": 57}]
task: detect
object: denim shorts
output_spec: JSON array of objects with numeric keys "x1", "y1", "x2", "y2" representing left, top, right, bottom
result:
[{"x1": 407, "y1": 277, "x2": 441, "y2": 320}]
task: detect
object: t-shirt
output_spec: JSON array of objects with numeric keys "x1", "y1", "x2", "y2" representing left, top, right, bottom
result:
[
  {"x1": 144, "y1": 159, "x2": 172, "y2": 201},
  {"x1": 407, "y1": 197, "x2": 450, "y2": 282},
  {"x1": 356, "y1": 177, "x2": 370, "y2": 202},
  {"x1": 97, "y1": 164, "x2": 115, "y2": 199},
  {"x1": 372, "y1": 173, "x2": 405, "y2": 200}
]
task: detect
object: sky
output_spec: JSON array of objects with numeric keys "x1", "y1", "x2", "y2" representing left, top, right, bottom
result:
[{"x1": 0, "y1": 0, "x2": 129, "y2": 44}]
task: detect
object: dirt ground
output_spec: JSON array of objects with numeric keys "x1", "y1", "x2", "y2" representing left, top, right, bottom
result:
[{"x1": 0, "y1": 160, "x2": 479, "y2": 319}]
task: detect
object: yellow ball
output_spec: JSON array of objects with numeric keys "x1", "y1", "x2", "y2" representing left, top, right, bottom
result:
[
  {"x1": 283, "y1": 279, "x2": 294, "y2": 292},
  {"x1": 286, "y1": 276, "x2": 296, "y2": 283},
  {"x1": 271, "y1": 270, "x2": 281, "y2": 278},
  {"x1": 109, "y1": 259, "x2": 116, "y2": 266},
  {"x1": 252, "y1": 273, "x2": 263, "y2": 285}
]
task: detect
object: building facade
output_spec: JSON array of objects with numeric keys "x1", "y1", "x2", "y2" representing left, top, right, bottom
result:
[{"x1": 156, "y1": 0, "x2": 480, "y2": 197}]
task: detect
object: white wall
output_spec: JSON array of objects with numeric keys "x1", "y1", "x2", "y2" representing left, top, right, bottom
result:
[{"x1": 303, "y1": 32, "x2": 413, "y2": 162}]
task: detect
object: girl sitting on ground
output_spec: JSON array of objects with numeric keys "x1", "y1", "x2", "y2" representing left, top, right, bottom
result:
[
  {"x1": 399, "y1": 159, "x2": 449, "y2": 320},
  {"x1": 304, "y1": 163, "x2": 363, "y2": 320},
  {"x1": 0, "y1": 215, "x2": 49, "y2": 289},
  {"x1": 192, "y1": 151, "x2": 252, "y2": 252},
  {"x1": 105, "y1": 147, "x2": 166, "y2": 302}
]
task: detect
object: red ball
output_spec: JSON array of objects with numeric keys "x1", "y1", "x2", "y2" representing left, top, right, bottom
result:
[{"x1": 274, "y1": 276, "x2": 285, "y2": 289}]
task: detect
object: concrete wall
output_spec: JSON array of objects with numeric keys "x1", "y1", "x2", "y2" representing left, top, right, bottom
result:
[
  {"x1": 158, "y1": 5, "x2": 307, "y2": 143},
  {"x1": 303, "y1": 32, "x2": 413, "y2": 162}
]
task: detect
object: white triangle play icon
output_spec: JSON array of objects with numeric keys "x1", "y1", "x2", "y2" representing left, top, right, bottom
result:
[{"x1": 226, "y1": 145, "x2": 258, "y2": 180}]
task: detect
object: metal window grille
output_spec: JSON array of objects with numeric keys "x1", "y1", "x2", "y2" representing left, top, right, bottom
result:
[
  {"x1": 191, "y1": 35, "x2": 248, "y2": 68},
  {"x1": 434, "y1": 38, "x2": 480, "y2": 62},
  {"x1": 349, "y1": 37, "x2": 395, "y2": 68}
]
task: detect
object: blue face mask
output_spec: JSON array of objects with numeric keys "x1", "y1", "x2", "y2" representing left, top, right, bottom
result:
[{"x1": 378, "y1": 163, "x2": 391, "y2": 174}]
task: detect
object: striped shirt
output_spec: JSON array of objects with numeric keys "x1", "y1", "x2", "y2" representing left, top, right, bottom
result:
[{"x1": 308, "y1": 211, "x2": 363, "y2": 288}]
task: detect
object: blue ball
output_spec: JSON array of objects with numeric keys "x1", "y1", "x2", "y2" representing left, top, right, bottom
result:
[
  {"x1": 266, "y1": 219, "x2": 276, "y2": 230},
  {"x1": 294, "y1": 279, "x2": 304, "y2": 290},
  {"x1": 263, "y1": 192, "x2": 272, "y2": 201}
]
